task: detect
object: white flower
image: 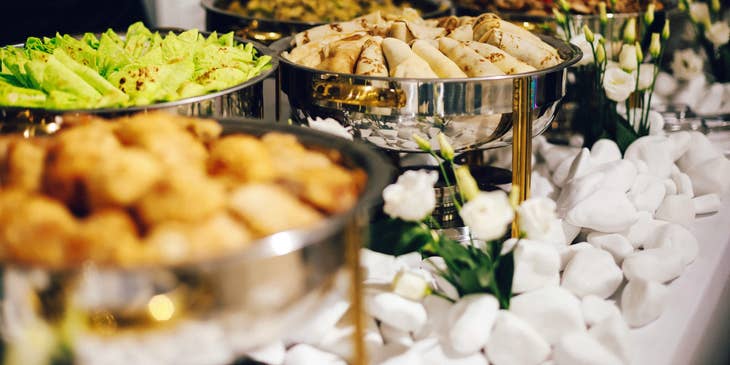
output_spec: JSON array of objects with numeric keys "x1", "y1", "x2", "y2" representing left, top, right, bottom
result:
[
  {"x1": 383, "y1": 170, "x2": 438, "y2": 221},
  {"x1": 603, "y1": 67, "x2": 636, "y2": 102},
  {"x1": 689, "y1": 2, "x2": 711, "y2": 25},
  {"x1": 619, "y1": 45, "x2": 638, "y2": 72},
  {"x1": 670, "y1": 49, "x2": 704, "y2": 80},
  {"x1": 518, "y1": 197, "x2": 557, "y2": 240},
  {"x1": 307, "y1": 117, "x2": 353, "y2": 140},
  {"x1": 624, "y1": 108, "x2": 665, "y2": 134},
  {"x1": 459, "y1": 190, "x2": 515, "y2": 241},
  {"x1": 570, "y1": 33, "x2": 603, "y2": 66},
  {"x1": 636, "y1": 63, "x2": 657, "y2": 90},
  {"x1": 706, "y1": 22, "x2": 730, "y2": 49}
]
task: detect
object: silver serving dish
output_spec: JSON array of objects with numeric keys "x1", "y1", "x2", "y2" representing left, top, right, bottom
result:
[
  {"x1": 0, "y1": 119, "x2": 393, "y2": 363},
  {"x1": 275, "y1": 35, "x2": 581, "y2": 153},
  {"x1": 0, "y1": 32, "x2": 278, "y2": 135},
  {"x1": 202, "y1": 0, "x2": 453, "y2": 44}
]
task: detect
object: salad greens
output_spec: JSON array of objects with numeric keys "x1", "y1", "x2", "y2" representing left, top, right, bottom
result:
[{"x1": 0, "y1": 22, "x2": 272, "y2": 109}]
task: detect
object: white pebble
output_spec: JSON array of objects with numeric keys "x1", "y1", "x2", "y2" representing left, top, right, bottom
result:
[
  {"x1": 553, "y1": 148, "x2": 592, "y2": 187},
  {"x1": 566, "y1": 189, "x2": 639, "y2": 233},
  {"x1": 562, "y1": 220, "x2": 581, "y2": 244},
  {"x1": 421, "y1": 339, "x2": 489, "y2": 365},
  {"x1": 361, "y1": 249, "x2": 402, "y2": 284},
  {"x1": 509, "y1": 287, "x2": 585, "y2": 345},
  {"x1": 624, "y1": 136, "x2": 674, "y2": 179},
  {"x1": 447, "y1": 294, "x2": 500, "y2": 355},
  {"x1": 663, "y1": 178, "x2": 678, "y2": 195},
  {"x1": 588, "y1": 313, "x2": 633, "y2": 363},
  {"x1": 284, "y1": 344, "x2": 346, "y2": 365},
  {"x1": 621, "y1": 278, "x2": 669, "y2": 327},
  {"x1": 512, "y1": 240, "x2": 561, "y2": 294},
  {"x1": 619, "y1": 211, "x2": 668, "y2": 248},
  {"x1": 590, "y1": 139, "x2": 622, "y2": 165},
  {"x1": 627, "y1": 174, "x2": 667, "y2": 214},
  {"x1": 644, "y1": 224, "x2": 698, "y2": 266},
  {"x1": 485, "y1": 311, "x2": 551, "y2": 365},
  {"x1": 285, "y1": 298, "x2": 350, "y2": 345},
  {"x1": 561, "y1": 248, "x2": 623, "y2": 299},
  {"x1": 677, "y1": 131, "x2": 722, "y2": 171},
  {"x1": 685, "y1": 156, "x2": 730, "y2": 196},
  {"x1": 422, "y1": 257, "x2": 460, "y2": 301},
  {"x1": 246, "y1": 342, "x2": 286, "y2": 365},
  {"x1": 553, "y1": 332, "x2": 622, "y2": 365},
  {"x1": 558, "y1": 242, "x2": 592, "y2": 271},
  {"x1": 368, "y1": 292, "x2": 427, "y2": 333},
  {"x1": 413, "y1": 295, "x2": 452, "y2": 340},
  {"x1": 654, "y1": 194, "x2": 696, "y2": 228},
  {"x1": 668, "y1": 131, "x2": 691, "y2": 161},
  {"x1": 622, "y1": 248, "x2": 684, "y2": 283},
  {"x1": 396, "y1": 252, "x2": 424, "y2": 269},
  {"x1": 693, "y1": 193, "x2": 722, "y2": 215},
  {"x1": 589, "y1": 159, "x2": 638, "y2": 193},
  {"x1": 586, "y1": 232, "x2": 634, "y2": 264},
  {"x1": 556, "y1": 172, "x2": 605, "y2": 217},
  {"x1": 671, "y1": 172, "x2": 694, "y2": 197},
  {"x1": 581, "y1": 295, "x2": 621, "y2": 328},
  {"x1": 541, "y1": 144, "x2": 579, "y2": 172},
  {"x1": 318, "y1": 316, "x2": 382, "y2": 360},
  {"x1": 380, "y1": 322, "x2": 413, "y2": 347}
]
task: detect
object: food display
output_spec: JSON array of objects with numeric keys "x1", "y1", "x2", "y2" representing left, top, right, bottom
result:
[
  {"x1": 457, "y1": 0, "x2": 665, "y2": 16},
  {"x1": 0, "y1": 112, "x2": 365, "y2": 268},
  {"x1": 226, "y1": 0, "x2": 409, "y2": 22},
  {"x1": 0, "y1": 22, "x2": 272, "y2": 110},
  {"x1": 282, "y1": 10, "x2": 563, "y2": 78}
]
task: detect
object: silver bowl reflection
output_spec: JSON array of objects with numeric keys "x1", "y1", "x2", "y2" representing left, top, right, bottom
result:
[
  {"x1": 276, "y1": 35, "x2": 581, "y2": 153},
  {"x1": 0, "y1": 119, "x2": 393, "y2": 362}
]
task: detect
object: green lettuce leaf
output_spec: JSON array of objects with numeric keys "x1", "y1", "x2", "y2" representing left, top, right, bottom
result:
[
  {"x1": 53, "y1": 49, "x2": 128, "y2": 106},
  {"x1": 0, "y1": 80, "x2": 47, "y2": 107},
  {"x1": 24, "y1": 56, "x2": 101, "y2": 101}
]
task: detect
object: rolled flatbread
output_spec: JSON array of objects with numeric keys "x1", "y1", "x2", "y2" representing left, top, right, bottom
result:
[
  {"x1": 294, "y1": 11, "x2": 385, "y2": 46},
  {"x1": 437, "y1": 37, "x2": 504, "y2": 77},
  {"x1": 411, "y1": 40, "x2": 467, "y2": 78},
  {"x1": 382, "y1": 37, "x2": 438, "y2": 78},
  {"x1": 436, "y1": 16, "x2": 460, "y2": 32},
  {"x1": 406, "y1": 21, "x2": 446, "y2": 40},
  {"x1": 389, "y1": 21, "x2": 413, "y2": 43},
  {"x1": 480, "y1": 28, "x2": 561, "y2": 69},
  {"x1": 355, "y1": 37, "x2": 388, "y2": 76},
  {"x1": 464, "y1": 41, "x2": 536, "y2": 74},
  {"x1": 447, "y1": 24, "x2": 474, "y2": 42},
  {"x1": 316, "y1": 34, "x2": 369, "y2": 73},
  {"x1": 473, "y1": 13, "x2": 559, "y2": 57},
  {"x1": 284, "y1": 32, "x2": 360, "y2": 66}
]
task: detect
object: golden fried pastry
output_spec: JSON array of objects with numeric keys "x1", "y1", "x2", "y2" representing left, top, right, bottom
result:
[
  {"x1": 208, "y1": 135, "x2": 277, "y2": 184},
  {"x1": 3, "y1": 139, "x2": 46, "y2": 192},
  {"x1": 86, "y1": 147, "x2": 163, "y2": 208},
  {"x1": 72, "y1": 210, "x2": 142, "y2": 265},
  {"x1": 281, "y1": 166, "x2": 364, "y2": 214},
  {"x1": 229, "y1": 184, "x2": 324, "y2": 236}
]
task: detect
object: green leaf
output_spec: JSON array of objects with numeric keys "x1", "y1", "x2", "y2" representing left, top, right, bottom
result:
[
  {"x1": 368, "y1": 218, "x2": 435, "y2": 256},
  {"x1": 493, "y1": 249, "x2": 514, "y2": 309},
  {"x1": 614, "y1": 115, "x2": 640, "y2": 154}
]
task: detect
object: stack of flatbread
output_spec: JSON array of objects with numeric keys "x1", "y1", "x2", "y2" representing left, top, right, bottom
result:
[{"x1": 282, "y1": 10, "x2": 563, "y2": 78}]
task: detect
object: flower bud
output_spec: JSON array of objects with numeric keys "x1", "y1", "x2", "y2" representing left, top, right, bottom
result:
[
  {"x1": 583, "y1": 25, "x2": 595, "y2": 43},
  {"x1": 596, "y1": 42, "x2": 607, "y2": 63},
  {"x1": 437, "y1": 133, "x2": 455, "y2": 161},
  {"x1": 678, "y1": 0, "x2": 686, "y2": 11},
  {"x1": 610, "y1": 0, "x2": 617, "y2": 8},
  {"x1": 635, "y1": 41, "x2": 644, "y2": 63},
  {"x1": 599, "y1": 2, "x2": 608, "y2": 24},
  {"x1": 412, "y1": 134, "x2": 432, "y2": 152},
  {"x1": 454, "y1": 166, "x2": 480, "y2": 202},
  {"x1": 644, "y1": 3, "x2": 655, "y2": 26},
  {"x1": 553, "y1": 7, "x2": 567, "y2": 25},
  {"x1": 711, "y1": 0, "x2": 720, "y2": 13},
  {"x1": 650, "y1": 33, "x2": 661, "y2": 57},
  {"x1": 662, "y1": 19, "x2": 670, "y2": 39},
  {"x1": 623, "y1": 18, "x2": 637, "y2": 44},
  {"x1": 619, "y1": 44, "x2": 638, "y2": 72},
  {"x1": 558, "y1": 0, "x2": 571, "y2": 12}
]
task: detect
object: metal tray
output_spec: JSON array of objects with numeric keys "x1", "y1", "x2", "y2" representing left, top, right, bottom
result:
[
  {"x1": 275, "y1": 34, "x2": 581, "y2": 153},
  {"x1": 202, "y1": 0, "x2": 454, "y2": 44},
  {"x1": 0, "y1": 118, "x2": 394, "y2": 362}
]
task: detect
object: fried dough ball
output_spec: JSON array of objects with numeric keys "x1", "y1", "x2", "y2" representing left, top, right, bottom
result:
[
  {"x1": 208, "y1": 135, "x2": 277, "y2": 184},
  {"x1": 136, "y1": 168, "x2": 226, "y2": 225},
  {"x1": 71, "y1": 210, "x2": 142, "y2": 265},
  {"x1": 86, "y1": 147, "x2": 163, "y2": 208},
  {"x1": 174, "y1": 116, "x2": 223, "y2": 144},
  {"x1": 3, "y1": 139, "x2": 47, "y2": 192},
  {"x1": 229, "y1": 183, "x2": 323, "y2": 236},
  {"x1": 113, "y1": 112, "x2": 208, "y2": 170},
  {"x1": 0, "y1": 189, "x2": 78, "y2": 267}
]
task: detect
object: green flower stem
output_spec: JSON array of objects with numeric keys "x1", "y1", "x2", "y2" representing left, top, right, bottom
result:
[
  {"x1": 429, "y1": 151, "x2": 462, "y2": 211},
  {"x1": 642, "y1": 41, "x2": 666, "y2": 131}
]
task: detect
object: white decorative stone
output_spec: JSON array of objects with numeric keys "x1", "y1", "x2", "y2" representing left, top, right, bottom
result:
[
  {"x1": 421, "y1": 339, "x2": 490, "y2": 365},
  {"x1": 632, "y1": 159, "x2": 650, "y2": 174},
  {"x1": 553, "y1": 148, "x2": 592, "y2": 187},
  {"x1": 561, "y1": 248, "x2": 623, "y2": 299},
  {"x1": 512, "y1": 240, "x2": 561, "y2": 294},
  {"x1": 246, "y1": 342, "x2": 286, "y2": 365},
  {"x1": 668, "y1": 132, "x2": 691, "y2": 161},
  {"x1": 380, "y1": 322, "x2": 414, "y2": 347},
  {"x1": 553, "y1": 332, "x2": 622, "y2": 365},
  {"x1": 622, "y1": 248, "x2": 684, "y2": 283},
  {"x1": 485, "y1": 311, "x2": 551, "y2": 365},
  {"x1": 531, "y1": 171, "x2": 557, "y2": 199},
  {"x1": 655, "y1": 194, "x2": 695, "y2": 228},
  {"x1": 653, "y1": 72, "x2": 678, "y2": 97},
  {"x1": 562, "y1": 220, "x2": 581, "y2": 245},
  {"x1": 586, "y1": 232, "x2": 634, "y2": 264},
  {"x1": 540, "y1": 144, "x2": 579, "y2": 172},
  {"x1": 368, "y1": 292, "x2": 427, "y2": 333},
  {"x1": 559, "y1": 242, "x2": 592, "y2": 271},
  {"x1": 396, "y1": 252, "x2": 425, "y2": 269},
  {"x1": 693, "y1": 193, "x2": 722, "y2": 214},
  {"x1": 677, "y1": 131, "x2": 722, "y2": 171},
  {"x1": 556, "y1": 172, "x2": 605, "y2": 217},
  {"x1": 447, "y1": 294, "x2": 500, "y2": 355},
  {"x1": 624, "y1": 136, "x2": 674, "y2": 179},
  {"x1": 685, "y1": 156, "x2": 730, "y2": 196},
  {"x1": 285, "y1": 297, "x2": 350, "y2": 345},
  {"x1": 644, "y1": 224, "x2": 698, "y2": 266},
  {"x1": 589, "y1": 159, "x2": 638, "y2": 193},
  {"x1": 371, "y1": 343, "x2": 412, "y2": 365},
  {"x1": 590, "y1": 139, "x2": 622, "y2": 165},
  {"x1": 422, "y1": 257, "x2": 460, "y2": 301},
  {"x1": 663, "y1": 178, "x2": 678, "y2": 195},
  {"x1": 620, "y1": 211, "x2": 668, "y2": 248},
  {"x1": 627, "y1": 174, "x2": 667, "y2": 214},
  {"x1": 361, "y1": 249, "x2": 402, "y2": 284},
  {"x1": 672, "y1": 172, "x2": 694, "y2": 197},
  {"x1": 565, "y1": 189, "x2": 639, "y2": 233},
  {"x1": 581, "y1": 295, "x2": 621, "y2": 328},
  {"x1": 509, "y1": 287, "x2": 585, "y2": 345},
  {"x1": 284, "y1": 344, "x2": 346, "y2": 365},
  {"x1": 621, "y1": 278, "x2": 669, "y2": 328},
  {"x1": 318, "y1": 316, "x2": 382, "y2": 360},
  {"x1": 413, "y1": 294, "x2": 452, "y2": 340},
  {"x1": 588, "y1": 313, "x2": 633, "y2": 364}
]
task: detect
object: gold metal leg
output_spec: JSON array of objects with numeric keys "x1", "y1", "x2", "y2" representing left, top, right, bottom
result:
[
  {"x1": 511, "y1": 76, "x2": 533, "y2": 237},
  {"x1": 346, "y1": 215, "x2": 367, "y2": 365}
]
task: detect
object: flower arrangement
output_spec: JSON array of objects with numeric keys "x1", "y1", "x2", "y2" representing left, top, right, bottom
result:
[
  {"x1": 556, "y1": 0, "x2": 671, "y2": 151},
  {"x1": 678, "y1": 0, "x2": 730, "y2": 82}
]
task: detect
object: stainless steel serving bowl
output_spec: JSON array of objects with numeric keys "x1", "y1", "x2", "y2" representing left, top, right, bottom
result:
[
  {"x1": 276, "y1": 35, "x2": 582, "y2": 153},
  {"x1": 202, "y1": 0, "x2": 454, "y2": 44},
  {"x1": 0, "y1": 119, "x2": 393, "y2": 362},
  {"x1": 0, "y1": 32, "x2": 278, "y2": 136}
]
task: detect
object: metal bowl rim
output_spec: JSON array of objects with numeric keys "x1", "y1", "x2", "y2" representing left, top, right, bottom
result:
[{"x1": 276, "y1": 33, "x2": 582, "y2": 83}]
